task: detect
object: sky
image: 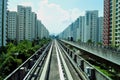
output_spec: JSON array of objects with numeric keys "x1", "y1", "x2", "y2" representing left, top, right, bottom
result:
[{"x1": 8, "y1": 0, "x2": 104, "y2": 35}]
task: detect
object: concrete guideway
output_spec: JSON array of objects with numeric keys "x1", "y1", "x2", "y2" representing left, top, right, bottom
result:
[
  {"x1": 61, "y1": 40, "x2": 120, "y2": 66},
  {"x1": 39, "y1": 40, "x2": 82, "y2": 80},
  {"x1": 39, "y1": 41, "x2": 53, "y2": 80},
  {"x1": 48, "y1": 41, "x2": 60, "y2": 80},
  {"x1": 40, "y1": 40, "x2": 74, "y2": 80},
  {"x1": 59, "y1": 40, "x2": 113, "y2": 80},
  {"x1": 58, "y1": 41, "x2": 88, "y2": 80},
  {"x1": 55, "y1": 41, "x2": 65, "y2": 80},
  {"x1": 55, "y1": 40, "x2": 73, "y2": 80}
]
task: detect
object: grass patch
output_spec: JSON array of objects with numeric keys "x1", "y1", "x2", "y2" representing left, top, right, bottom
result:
[{"x1": 95, "y1": 66, "x2": 115, "y2": 79}]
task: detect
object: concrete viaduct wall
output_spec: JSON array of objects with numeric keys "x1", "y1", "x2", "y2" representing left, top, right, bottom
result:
[{"x1": 61, "y1": 40, "x2": 120, "y2": 66}]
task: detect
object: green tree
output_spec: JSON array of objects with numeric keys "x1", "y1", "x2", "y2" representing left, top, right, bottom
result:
[
  {"x1": 0, "y1": 39, "x2": 50, "y2": 79},
  {"x1": 97, "y1": 42, "x2": 102, "y2": 45},
  {"x1": 87, "y1": 39, "x2": 92, "y2": 44}
]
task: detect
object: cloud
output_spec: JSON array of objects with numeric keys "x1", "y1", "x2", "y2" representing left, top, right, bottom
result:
[
  {"x1": 37, "y1": 0, "x2": 83, "y2": 34},
  {"x1": 69, "y1": 8, "x2": 85, "y2": 21}
]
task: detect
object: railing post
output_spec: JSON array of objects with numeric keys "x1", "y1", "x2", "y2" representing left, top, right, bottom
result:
[
  {"x1": 74, "y1": 55, "x2": 77, "y2": 63},
  {"x1": 29, "y1": 59, "x2": 34, "y2": 68},
  {"x1": 85, "y1": 67, "x2": 96, "y2": 80},
  {"x1": 19, "y1": 67, "x2": 27, "y2": 80},
  {"x1": 35, "y1": 54, "x2": 39, "y2": 59},
  {"x1": 80, "y1": 60, "x2": 84, "y2": 72}
]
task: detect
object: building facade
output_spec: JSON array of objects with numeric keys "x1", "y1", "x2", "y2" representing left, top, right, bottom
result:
[
  {"x1": 31, "y1": 12, "x2": 37, "y2": 40},
  {"x1": 59, "y1": 10, "x2": 103, "y2": 44},
  {"x1": 103, "y1": 0, "x2": 110, "y2": 46},
  {"x1": 79, "y1": 16, "x2": 85, "y2": 42},
  {"x1": 0, "y1": 0, "x2": 7, "y2": 47},
  {"x1": 17, "y1": 5, "x2": 25, "y2": 41},
  {"x1": 24, "y1": 7, "x2": 32, "y2": 41},
  {"x1": 37, "y1": 20, "x2": 49, "y2": 39},
  {"x1": 37, "y1": 20, "x2": 41, "y2": 39},
  {"x1": 8, "y1": 11, "x2": 17, "y2": 41},
  {"x1": 17, "y1": 5, "x2": 40, "y2": 41},
  {"x1": 58, "y1": 16, "x2": 85, "y2": 42},
  {"x1": 85, "y1": 10, "x2": 98, "y2": 43},
  {"x1": 104, "y1": 0, "x2": 120, "y2": 47},
  {"x1": 98, "y1": 17, "x2": 103, "y2": 43}
]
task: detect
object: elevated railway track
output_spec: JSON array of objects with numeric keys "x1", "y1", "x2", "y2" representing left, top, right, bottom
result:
[{"x1": 4, "y1": 40, "x2": 114, "y2": 80}]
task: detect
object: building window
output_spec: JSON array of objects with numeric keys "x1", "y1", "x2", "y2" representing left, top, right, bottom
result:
[{"x1": 116, "y1": 0, "x2": 118, "y2": 3}]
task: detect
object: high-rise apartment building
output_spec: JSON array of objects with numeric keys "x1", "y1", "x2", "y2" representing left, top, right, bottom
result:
[
  {"x1": 17, "y1": 5, "x2": 35, "y2": 41},
  {"x1": 98, "y1": 17, "x2": 103, "y2": 43},
  {"x1": 31, "y1": 12, "x2": 37, "y2": 40},
  {"x1": 24, "y1": 7, "x2": 32, "y2": 41},
  {"x1": 35, "y1": 20, "x2": 39, "y2": 39},
  {"x1": 103, "y1": 0, "x2": 110, "y2": 46},
  {"x1": 84, "y1": 10, "x2": 98, "y2": 43},
  {"x1": 37, "y1": 20, "x2": 49, "y2": 39},
  {"x1": 73, "y1": 19, "x2": 79, "y2": 41},
  {"x1": 0, "y1": 0, "x2": 7, "y2": 47},
  {"x1": 75, "y1": 16, "x2": 85, "y2": 42},
  {"x1": 59, "y1": 10, "x2": 104, "y2": 44},
  {"x1": 59, "y1": 10, "x2": 103, "y2": 44},
  {"x1": 104, "y1": 0, "x2": 120, "y2": 47},
  {"x1": 79, "y1": 16, "x2": 85, "y2": 42},
  {"x1": 40, "y1": 23, "x2": 48, "y2": 39},
  {"x1": 69, "y1": 23, "x2": 74, "y2": 40},
  {"x1": 17, "y1": 5, "x2": 25, "y2": 41},
  {"x1": 8, "y1": 11, "x2": 17, "y2": 40},
  {"x1": 37, "y1": 20, "x2": 41, "y2": 39}
]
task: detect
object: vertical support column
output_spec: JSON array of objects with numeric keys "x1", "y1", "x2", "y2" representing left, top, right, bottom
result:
[
  {"x1": 29, "y1": 59, "x2": 34, "y2": 69},
  {"x1": 35, "y1": 54, "x2": 39, "y2": 60},
  {"x1": 38, "y1": 50, "x2": 42, "y2": 55},
  {"x1": 67, "y1": 49, "x2": 69, "y2": 54},
  {"x1": 89, "y1": 68, "x2": 96, "y2": 80},
  {"x1": 85, "y1": 67, "x2": 96, "y2": 80},
  {"x1": 74, "y1": 55, "x2": 77, "y2": 63},
  {"x1": 69, "y1": 49, "x2": 71, "y2": 55},
  {"x1": 70, "y1": 51, "x2": 72, "y2": 58},
  {"x1": 19, "y1": 67, "x2": 26, "y2": 80},
  {"x1": 80, "y1": 60, "x2": 84, "y2": 72}
]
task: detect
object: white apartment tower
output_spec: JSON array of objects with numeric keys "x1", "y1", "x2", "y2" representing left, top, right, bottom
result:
[
  {"x1": 37, "y1": 20, "x2": 49, "y2": 39},
  {"x1": 0, "y1": 0, "x2": 7, "y2": 47},
  {"x1": 37, "y1": 20, "x2": 41, "y2": 39},
  {"x1": 25, "y1": 7, "x2": 32, "y2": 41},
  {"x1": 40, "y1": 23, "x2": 45, "y2": 39},
  {"x1": 17, "y1": 5, "x2": 35, "y2": 41},
  {"x1": 8, "y1": 11, "x2": 17, "y2": 40},
  {"x1": 31, "y1": 12, "x2": 37, "y2": 40},
  {"x1": 73, "y1": 19, "x2": 79, "y2": 41},
  {"x1": 98, "y1": 17, "x2": 103, "y2": 43},
  {"x1": 85, "y1": 10, "x2": 98, "y2": 43},
  {"x1": 17, "y1": 5, "x2": 25, "y2": 41},
  {"x1": 76, "y1": 16, "x2": 85, "y2": 42}
]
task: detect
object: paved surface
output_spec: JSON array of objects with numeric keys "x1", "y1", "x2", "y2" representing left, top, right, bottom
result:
[{"x1": 48, "y1": 43, "x2": 60, "y2": 80}]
